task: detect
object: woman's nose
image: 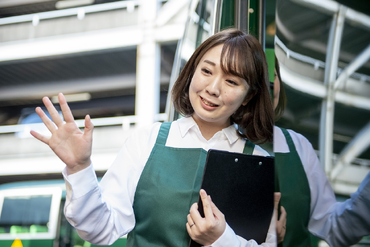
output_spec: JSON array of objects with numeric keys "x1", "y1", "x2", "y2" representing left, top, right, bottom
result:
[{"x1": 206, "y1": 77, "x2": 221, "y2": 96}]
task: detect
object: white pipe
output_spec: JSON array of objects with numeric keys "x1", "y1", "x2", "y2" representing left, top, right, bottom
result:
[
  {"x1": 331, "y1": 122, "x2": 370, "y2": 180},
  {"x1": 334, "y1": 44, "x2": 370, "y2": 90},
  {"x1": 319, "y1": 6, "x2": 346, "y2": 174}
]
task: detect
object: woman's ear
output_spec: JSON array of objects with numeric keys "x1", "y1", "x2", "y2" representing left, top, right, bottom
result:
[
  {"x1": 242, "y1": 96, "x2": 250, "y2": 106},
  {"x1": 241, "y1": 88, "x2": 253, "y2": 106},
  {"x1": 242, "y1": 89, "x2": 257, "y2": 106}
]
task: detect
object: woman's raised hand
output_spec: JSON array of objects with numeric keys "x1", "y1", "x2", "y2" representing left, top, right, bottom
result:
[{"x1": 30, "y1": 93, "x2": 94, "y2": 174}]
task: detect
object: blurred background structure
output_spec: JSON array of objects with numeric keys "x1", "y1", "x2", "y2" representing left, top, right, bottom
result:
[
  {"x1": 275, "y1": 0, "x2": 370, "y2": 196},
  {"x1": 0, "y1": 0, "x2": 187, "y2": 183},
  {"x1": 0, "y1": 1, "x2": 189, "y2": 245}
]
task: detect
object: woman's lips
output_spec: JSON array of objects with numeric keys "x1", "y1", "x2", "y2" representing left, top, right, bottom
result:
[{"x1": 200, "y1": 96, "x2": 218, "y2": 107}]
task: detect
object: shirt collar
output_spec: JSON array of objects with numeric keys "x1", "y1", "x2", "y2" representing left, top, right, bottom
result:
[
  {"x1": 222, "y1": 124, "x2": 240, "y2": 145},
  {"x1": 177, "y1": 116, "x2": 240, "y2": 145},
  {"x1": 177, "y1": 116, "x2": 197, "y2": 138}
]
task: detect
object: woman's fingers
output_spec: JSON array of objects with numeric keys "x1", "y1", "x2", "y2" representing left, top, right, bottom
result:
[
  {"x1": 30, "y1": 129, "x2": 49, "y2": 145},
  {"x1": 42, "y1": 96, "x2": 64, "y2": 127},
  {"x1": 208, "y1": 195, "x2": 224, "y2": 222},
  {"x1": 274, "y1": 192, "x2": 281, "y2": 210},
  {"x1": 58, "y1": 93, "x2": 75, "y2": 123},
  {"x1": 30, "y1": 94, "x2": 94, "y2": 173},
  {"x1": 41, "y1": 93, "x2": 76, "y2": 128},
  {"x1": 280, "y1": 206, "x2": 287, "y2": 224},
  {"x1": 188, "y1": 190, "x2": 214, "y2": 227},
  {"x1": 199, "y1": 189, "x2": 214, "y2": 220},
  {"x1": 83, "y1": 114, "x2": 94, "y2": 141},
  {"x1": 187, "y1": 190, "x2": 225, "y2": 245},
  {"x1": 190, "y1": 190, "x2": 225, "y2": 224},
  {"x1": 275, "y1": 192, "x2": 287, "y2": 244},
  {"x1": 187, "y1": 213, "x2": 196, "y2": 228},
  {"x1": 277, "y1": 206, "x2": 287, "y2": 244},
  {"x1": 189, "y1": 202, "x2": 201, "y2": 225},
  {"x1": 35, "y1": 106, "x2": 57, "y2": 133},
  {"x1": 274, "y1": 192, "x2": 286, "y2": 243}
]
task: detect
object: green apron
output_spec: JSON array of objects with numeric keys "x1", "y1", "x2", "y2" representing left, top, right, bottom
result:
[
  {"x1": 275, "y1": 128, "x2": 311, "y2": 247},
  {"x1": 127, "y1": 122, "x2": 255, "y2": 246}
]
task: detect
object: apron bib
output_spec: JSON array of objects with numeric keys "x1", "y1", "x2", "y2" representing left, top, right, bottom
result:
[
  {"x1": 275, "y1": 128, "x2": 311, "y2": 247},
  {"x1": 127, "y1": 122, "x2": 254, "y2": 246}
]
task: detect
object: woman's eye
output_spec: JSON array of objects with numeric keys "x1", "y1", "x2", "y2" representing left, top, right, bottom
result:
[
  {"x1": 201, "y1": 68, "x2": 211, "y2": 74},
  {"x1": 226, "y1": 79, "x2": 238, "y2": 85}
]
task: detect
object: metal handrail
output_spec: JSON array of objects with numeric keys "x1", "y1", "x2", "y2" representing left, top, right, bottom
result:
[
  {"x1": 0, "y1": 0, "x2": 139, "y2": 26},
  {"x1": 0, "y1": 113, "x2": 167, "y2": 134},
  {"x1": 275, "y1": 36, "x2": 370, "y2": 82}
]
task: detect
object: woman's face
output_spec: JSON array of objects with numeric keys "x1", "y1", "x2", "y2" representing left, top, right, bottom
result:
[
  {"x1": 274, "y1": 68, "x2": 280, "y2": 110},
  {"x1": 189, "y1": 44, "x2": 249, "y2": 130}
]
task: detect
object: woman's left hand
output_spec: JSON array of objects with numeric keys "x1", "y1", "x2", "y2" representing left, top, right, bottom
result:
[
  {"x1": 274, "y1": 192, "x2": 287, "y2": 243},
  {"x1": 186, "y1": 189, "x2": 226, "y2": 245}
]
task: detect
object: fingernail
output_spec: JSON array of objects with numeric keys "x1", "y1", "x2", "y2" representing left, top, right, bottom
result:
[{"x1": 200, "y1": 189, "x2": 206, "y2": 197}]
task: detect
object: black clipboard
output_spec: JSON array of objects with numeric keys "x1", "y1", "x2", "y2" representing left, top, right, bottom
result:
[{"x1": 189, "y1": 149, "x2": 274, "y2": 246}]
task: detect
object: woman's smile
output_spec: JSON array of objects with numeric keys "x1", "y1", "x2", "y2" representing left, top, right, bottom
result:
[{"x1": 200, "y1": 96, "x2": 219, "y2": 108}]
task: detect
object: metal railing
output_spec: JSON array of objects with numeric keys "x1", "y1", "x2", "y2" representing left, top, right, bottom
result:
[
  {"x1": 0, "y1": 113, "x2": 168, "y2": 135},
  {"x1": 0, "y1": 0, "x2": 140, "y2": 26}
]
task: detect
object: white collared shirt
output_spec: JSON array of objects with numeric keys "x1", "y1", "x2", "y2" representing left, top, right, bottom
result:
[{"x1": 63, "y1": 117, "x2": 275, "y2": 246}]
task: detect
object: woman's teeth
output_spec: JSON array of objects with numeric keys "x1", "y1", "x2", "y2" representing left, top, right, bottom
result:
[{"x1": 202, "y1": 98, "x2": 217, "y2": 106}]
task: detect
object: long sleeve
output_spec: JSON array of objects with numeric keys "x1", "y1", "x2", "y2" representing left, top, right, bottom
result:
[
  {"x1": 284, "y1": 128, "x2": 370, "y2": 246},
  {"x1": 63, "y1": 123, "x2": 161, "y2": 245},
  {"x1": 308, "y1": 170, "x2": 370, "y2": 246}
]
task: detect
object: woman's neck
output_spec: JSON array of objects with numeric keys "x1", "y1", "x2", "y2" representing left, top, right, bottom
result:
[{"x1": 191, "y1": 116, "x2": 231, "y2": 141}]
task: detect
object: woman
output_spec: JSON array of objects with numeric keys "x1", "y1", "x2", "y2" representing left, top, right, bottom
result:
[
  {"x1": 31, "y1": 29, "x2": 277, "y2": 246},
  {"x1": 274, "y1": 56, "x2": 370, "y2": 247}
]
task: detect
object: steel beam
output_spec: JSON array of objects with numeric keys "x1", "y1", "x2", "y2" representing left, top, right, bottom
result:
[
  {"x1": 319, "y1": 5, "x2": 346, "y2": 174},
  {"x1": 334, "y1": 44, "x2": 370, "y2": 90},
  {"x1": 331, "y1": 121, "x2": 370, "y2": 180}
]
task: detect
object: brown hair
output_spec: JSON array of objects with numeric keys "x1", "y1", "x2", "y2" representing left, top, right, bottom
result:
[
  {"x1": 171, "y1": 28, "x2": 273, "y2": 144},
  {"x1": 274, "y1": 55, "x2": 287, "y2": 121}
]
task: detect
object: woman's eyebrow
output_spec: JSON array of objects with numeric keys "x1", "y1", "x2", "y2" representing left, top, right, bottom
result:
[{"x1": 203, "y1": 59, "x2": 216, "y2": 66}]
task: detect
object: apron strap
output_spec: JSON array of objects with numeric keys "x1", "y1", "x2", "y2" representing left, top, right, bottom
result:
[
  {"x1": 280, "y1": 128, "x2": 298, "y2": 154},
  {"x1": 156, "y1": 122, "x2": 172, "y2": 145},
  {"x1": 242, "y1": 139, "x2": 255, "y2": 155}
]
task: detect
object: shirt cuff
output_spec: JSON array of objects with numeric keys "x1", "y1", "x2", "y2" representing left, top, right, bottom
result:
[
  {"x1": 206, "y1": 223, "x2": 239, "y2": 247},
  {"x1": 63, "y1": 164, "x2": 99, "y2": 199}
]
